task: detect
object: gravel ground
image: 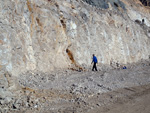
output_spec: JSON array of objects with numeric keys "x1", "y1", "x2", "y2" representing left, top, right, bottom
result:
[{"x1": 1, "y1": 60, "x2": 150, "y2": 113}]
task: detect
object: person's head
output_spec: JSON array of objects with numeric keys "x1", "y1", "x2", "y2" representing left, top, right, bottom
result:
[{"x1": 93, "y1": 54, "x2": 95, "y2": 57}]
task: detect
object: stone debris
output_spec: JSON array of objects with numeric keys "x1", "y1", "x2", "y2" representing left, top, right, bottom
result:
[{"x1": 0, "y1": 60, "x2": 150, "y2": 112}]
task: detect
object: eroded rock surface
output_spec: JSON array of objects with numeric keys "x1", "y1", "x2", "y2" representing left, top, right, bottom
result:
[
  {"x1": 0, "y1": 0, "x2": 150, "y2": 77},
  {"x1": 0, "y1": 0, "x2": 150, "y2": 112},
  {"x1": 82, "y1": 0, "x2": 126, "y2": 10}
]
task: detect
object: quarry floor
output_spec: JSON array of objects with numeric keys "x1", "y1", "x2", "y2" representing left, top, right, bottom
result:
[
  {"x1": 88, "y1": 84, "x2": 150, "y2": 113},
  {"x1": 1, "y1": 61, "x2": 150, "y2": 113}
]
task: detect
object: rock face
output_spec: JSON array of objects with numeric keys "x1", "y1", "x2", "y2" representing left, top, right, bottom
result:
[
  {"x1": 140, "y1": 0, "x2": 150, "y2": 6},
  {"x1": 0, "y1": 0, "x2": 150, "y2": 77},
  {"x1": 82, "y1": 0, "x2": 126, "y2": 10}
]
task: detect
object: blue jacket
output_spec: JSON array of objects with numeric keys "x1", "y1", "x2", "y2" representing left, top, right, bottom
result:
[{"x1": 93, "y1": 56, "x2": 97, "y2": 63}]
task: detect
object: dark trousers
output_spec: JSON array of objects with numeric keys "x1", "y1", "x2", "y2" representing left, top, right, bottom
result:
[{"x1": 92, "y1": 62, "x2": 97, "y2": 71}]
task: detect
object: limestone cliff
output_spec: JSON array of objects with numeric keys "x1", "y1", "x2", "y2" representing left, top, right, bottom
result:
[{"x1": 0, "y1": 0, "x2": 150, "y2": 76}]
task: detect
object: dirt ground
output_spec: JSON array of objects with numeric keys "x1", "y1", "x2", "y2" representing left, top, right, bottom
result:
[
  {"x1": 88, "y1": 84, "x2": 150, "y2": 113},
  {"x1": 1, "y1": 60, "x2": 150, "y2": 113}
]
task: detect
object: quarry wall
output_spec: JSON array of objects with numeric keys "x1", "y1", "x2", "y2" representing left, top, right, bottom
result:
[{"x1": 0, "y1": 0, "x2": 150, "y2": 76}]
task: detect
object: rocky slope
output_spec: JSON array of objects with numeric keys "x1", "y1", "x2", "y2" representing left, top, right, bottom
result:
[
  {"x1": 0, "y1": 0, "x2": 150, "y2": 77},
  {"x1": 0, "y1": 0, "x2": 150, "y2": 112}
]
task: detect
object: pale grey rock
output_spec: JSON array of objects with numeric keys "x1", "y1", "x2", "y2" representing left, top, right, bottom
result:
[
  {"x1": 4, "y1": 97, "x2": 12, "y2": 103},
  {"x1": 0, "y1": 88, "x2": 12, "y2": 98},
  {"x1": 0, "y1": 97, "x2": 12, "y2": 105},
  {"x1": 0, "y1": 3, "x2": 150, "y2": 113},
  {"x1": 0, "y1": 0, "x2": 150, "y2": 77}
]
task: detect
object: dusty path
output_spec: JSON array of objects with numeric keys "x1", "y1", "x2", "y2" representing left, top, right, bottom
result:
[
  {"x1": 88, "y1": 84, "x2": 150, "y2": 113},
  {"x1": 37, "y1": 83, "x2": 150, "y2": 113}
]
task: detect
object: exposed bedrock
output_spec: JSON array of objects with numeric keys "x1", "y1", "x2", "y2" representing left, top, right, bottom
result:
[{"x1": 0, "y1": 0, "x2": 150, "y2": 77}]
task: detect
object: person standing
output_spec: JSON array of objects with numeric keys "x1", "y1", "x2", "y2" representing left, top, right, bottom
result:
[{"x1": 91, "y1": 54, "x2": 98, "y2": 71}]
